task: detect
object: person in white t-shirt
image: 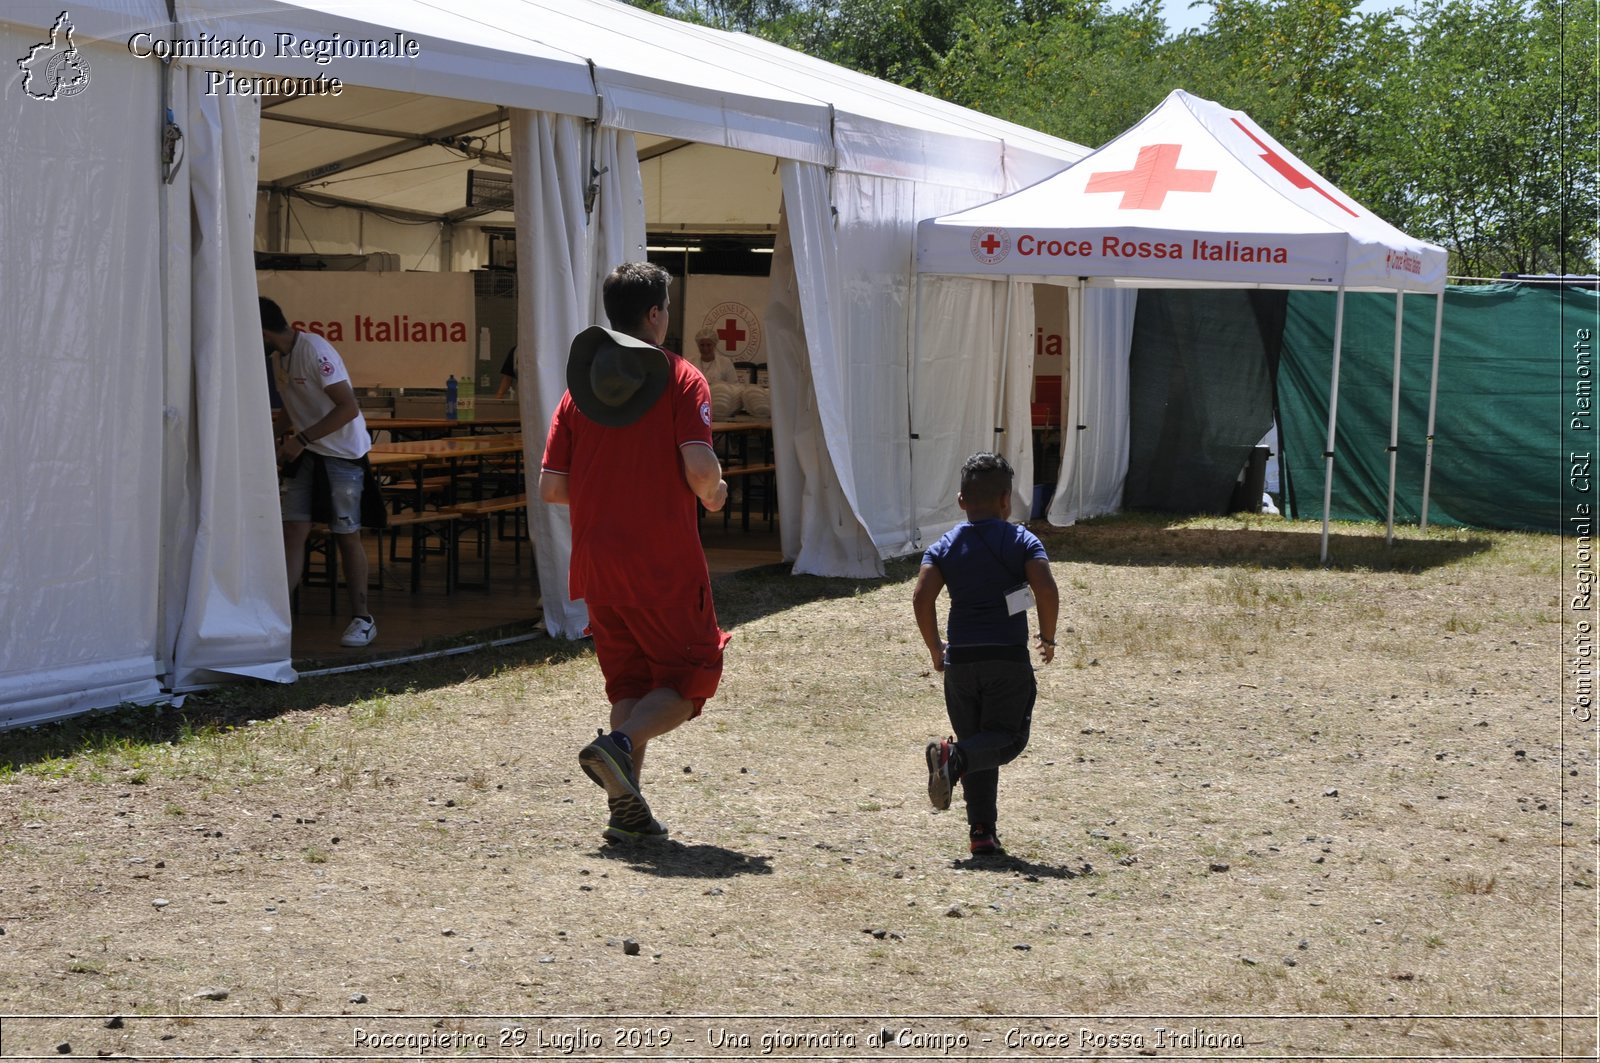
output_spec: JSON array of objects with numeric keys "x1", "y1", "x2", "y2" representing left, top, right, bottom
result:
[
  {"x1": 261, "y1": 296, "x2": 377, "y2": 648},
  {"x1": 692, "y1": 327, "x2": 741, "y2": 386}
]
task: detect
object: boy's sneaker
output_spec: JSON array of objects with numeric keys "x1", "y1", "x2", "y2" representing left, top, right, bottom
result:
[
  {"x1": 969, "y1": 823, "x2": 1003, "y2": 857},
  {"x1": 579, "y1": 730, "x2": 648, "y2": 824},
  {"x1": 926, "y1": 738, "x2": 956, "y2": 811},
  {"x1": 339, "y1": 616, "x2": 376, "y2": 647}
]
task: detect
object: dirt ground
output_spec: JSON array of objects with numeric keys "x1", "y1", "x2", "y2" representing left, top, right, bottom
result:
[{"x1": 1, "y1": 515, "x2": 1594, "y2": 1061}]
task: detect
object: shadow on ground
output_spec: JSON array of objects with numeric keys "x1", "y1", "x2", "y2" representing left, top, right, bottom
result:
[
  {"x1": 595, "y1": 839, "x2": 774, "y2": 878},
  {"x1": 1032, "y1": 512, "x2": 1497, "y2": 573},
  {"x1": 0, "y1": 633, "x2": 594, "y2": 772},
  {"x1": 949, "y1": 853, "x2": 1096, "y2": 880}
]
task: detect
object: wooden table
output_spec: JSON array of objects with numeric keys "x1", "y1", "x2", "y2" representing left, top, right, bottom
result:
[
  {"x1": 367, "y1": 417, "x2": 521, "y2": 441},
  {"x1": 711, "y1": 419, "x2": 771, "y2": 466},
  {"x1": 368, "y1": 436, "x2": 526, "y2": 590},
  {"x1": 710, "y1": 421, "x2": 774, "y2": 531},
  {"x1": 370, "y1": 434, "x2": 525, "y2": 508},
  {"x1": 371, "y1": 434, "x2": 525, "y2": 457}
]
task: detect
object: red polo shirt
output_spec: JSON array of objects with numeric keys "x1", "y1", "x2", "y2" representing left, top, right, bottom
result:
[{"x1": 542, "y1": 350, "x2": 715, "y2": 607}]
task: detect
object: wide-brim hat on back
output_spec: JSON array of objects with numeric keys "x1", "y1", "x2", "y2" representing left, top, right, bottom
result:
[{"x1": 567, "y1": 325, "x2": 669, "y2": 427}]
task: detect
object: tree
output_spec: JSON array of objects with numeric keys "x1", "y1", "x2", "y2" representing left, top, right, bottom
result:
[
  {"x1": 622, "y1": 0, "x2": 810, "y2": 33},
  {"x1": 789, "y1": 0, "x2": 983, "y2": 88},
  {"x1": 632, "y1": 0, "x2": 1597, "y2": 275},
  {"x1": 931, "y1": 0, "x2": 1176, "y2": 148},
  {"x1": 1381, "y1": 0, "x2": 1597, "y2": 276}
]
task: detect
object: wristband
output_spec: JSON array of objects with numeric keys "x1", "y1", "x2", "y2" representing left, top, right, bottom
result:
[
  {"x1": 1036, "y1": 636, "x2": 1056, "y2": 646},
  {"x1": 295, "y1": 431, "x2": 312, "y2": 447}
]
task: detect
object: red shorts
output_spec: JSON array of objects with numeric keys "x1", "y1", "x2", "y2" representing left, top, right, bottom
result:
[{"x1": 586, "y1": 598, "x2": 731, "y2": 714}]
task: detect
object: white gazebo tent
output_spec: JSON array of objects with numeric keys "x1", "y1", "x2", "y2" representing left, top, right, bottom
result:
[{"x1": 916, "y1": 90, "x2": 1449, "y2": 560}]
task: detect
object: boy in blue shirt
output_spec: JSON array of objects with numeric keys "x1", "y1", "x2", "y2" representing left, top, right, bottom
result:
[{"x1": 913, "y1": 452, "x2": 1059, "y2": 856}]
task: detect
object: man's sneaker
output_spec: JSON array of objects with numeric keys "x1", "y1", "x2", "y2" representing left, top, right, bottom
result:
[
  {"x1": 339, "y1": 616, "x2": 376, "y2": 647},
  {"x1": 579, "y1": 730, "x2": 648, "y2": 824},
  {"x1": 926, "y1": 737, "x2": 956, "y2": 811},
  {"x1": 603, "y1": 813, "x2": 670, "y2": 844},
  {"x1": 969, "y1": 823, "x2": 1003, "y2": 857}
]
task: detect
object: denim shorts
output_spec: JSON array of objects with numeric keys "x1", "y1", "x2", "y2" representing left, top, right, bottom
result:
[{"x1": 281, "y1": 454, "x2": 365, "y2": 533}]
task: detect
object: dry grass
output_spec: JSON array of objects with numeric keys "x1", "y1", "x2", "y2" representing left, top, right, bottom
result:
[{"x1": 0, "y1": 513, "x2": 1592, "y2": 1060}]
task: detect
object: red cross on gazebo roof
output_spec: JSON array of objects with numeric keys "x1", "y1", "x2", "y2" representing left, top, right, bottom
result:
[
  {"x1": 1230, "y1": 118, "x2": 1358, "y2": 218},
  {"x1": 1085, "y1": 143, "x2": 1216, "y2": 210}
]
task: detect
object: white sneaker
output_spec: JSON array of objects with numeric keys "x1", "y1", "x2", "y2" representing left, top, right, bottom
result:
[{"x1": 339, "y1": 616, "x2": 376, "y2": 647}]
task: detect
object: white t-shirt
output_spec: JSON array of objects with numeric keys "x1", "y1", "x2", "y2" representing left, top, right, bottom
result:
[
  {"x1": 694, "y1": 351, "x2": 740, "y2": 385},
  {"x1": 273, "y1": 331, "x2": 370, "y2": 459}
]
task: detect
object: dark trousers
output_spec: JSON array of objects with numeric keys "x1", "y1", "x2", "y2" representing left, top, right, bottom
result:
[{"x1": 943, "y1": 658, "x2": 1035, "y2": 825}]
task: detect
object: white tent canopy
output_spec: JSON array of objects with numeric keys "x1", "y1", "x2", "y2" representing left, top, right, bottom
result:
[
  {"x1": 918, "y1": 89, "x2": 1446, "y2": 292},
  {"x1": 916, "y1": 90, "x2": 1448, "y2": 557},
  {"x1": 2, "y1": 0, "x2": 1087, "y2": 727}
]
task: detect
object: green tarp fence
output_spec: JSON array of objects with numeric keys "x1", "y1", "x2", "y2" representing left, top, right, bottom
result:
[{"x1": 1278, "y1": 283, "x2": 1600, "y2": 533}]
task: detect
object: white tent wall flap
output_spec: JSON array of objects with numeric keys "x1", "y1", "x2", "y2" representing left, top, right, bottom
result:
[
  {"x1": 1, "y1": 22, "x2": 170, "y2": 727},
  {"x1": 169, "y1": 71, "x2": 296, "y2": 691},
  {"x1": 911, "y1": 276, "x2": 1037, "y2": 542},
  {"x1": 826, "y1": 170, "x2": 922, "y2": 560},
  {"x1": 1048, "y1": 284, "x2": 1138, "y2": 525},
  {"x1": 780, "y1": 163, "x2": 1062, "y2": 568},
  {"x1": 770, "y1": 163, "x2": 883, "y2": 577},
  {"x1": 512, "y1": 111, "x2": 646, "y2": 639}
]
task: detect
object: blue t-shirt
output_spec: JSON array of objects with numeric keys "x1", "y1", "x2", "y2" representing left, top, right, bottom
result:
[{"x1": 921, "y1": 519, "x2": 1048, "y2": 647}]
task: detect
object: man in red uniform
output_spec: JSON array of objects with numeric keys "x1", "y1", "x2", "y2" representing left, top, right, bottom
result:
[{"x1": 539, "y1": 262, "x2": 731, "y2": 843}]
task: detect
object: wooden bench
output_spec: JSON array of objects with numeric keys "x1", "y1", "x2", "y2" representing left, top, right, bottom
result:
[
  {"x1": 296, "y1": 524, "x2": 339, "y2": 616},
  {"x1": 444, "y1": 494, "x2": 528, "y2": 588},
  {"x1": 298, "y1": 523, "x2": 383, "y2": 614},
  {"x1": 382, "y1": 510, "x2": 460, "y2": 593},
  {"x1": 721, "y1": 464, "x2": 776, "y2": 531},
  {"x1": 379, "y1": 474, "x2": 471, "y2": 516}
]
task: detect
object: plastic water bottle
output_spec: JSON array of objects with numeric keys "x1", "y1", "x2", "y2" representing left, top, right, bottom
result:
[{"x1": 445, "y1": 374, "x2": 458, "y2": 420}]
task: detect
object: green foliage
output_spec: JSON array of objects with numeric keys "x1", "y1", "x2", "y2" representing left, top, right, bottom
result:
[
  {"x1": 623, "y1": 0, "x2": 810, "y2": 32},
  {"x1": 1380, "y1": 0, "x2": 1597, "y2": 275},
  {"x1": 932, "y1": 0, "x2": 1177, "y2": 147},
  {"x1": 631, "y1": 0, "x2": 1597, "y2": 278},
  {"x1": 791, "y1": 0, "x2": 985, "y2": 86}
]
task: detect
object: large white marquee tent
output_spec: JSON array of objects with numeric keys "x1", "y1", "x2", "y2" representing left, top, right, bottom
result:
[
  {"x1": 0, "y1": 0, "x2": 1088, "y2": 727},
  {"x1": 915, "y1": 90, "x2": 1448, "y2": 557}
]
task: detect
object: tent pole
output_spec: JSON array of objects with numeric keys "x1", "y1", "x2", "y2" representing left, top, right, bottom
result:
[
  {"x1": 997, "y1": 279, "x2": 1015, "y2": 511},
  {"x1": 908, "y1": 270, "x2": 922, "y2": 547},
  {"x1": 1420, "y1": 291, "x2": 1445, "y2": 531},
  {"x1": 1072, "y1": 280, "x2": 1086, "y2": 521},
  {"x1": 1320, "y1": 287, "x2": 1347, "y2": 564},
  {"x1": 1385, "y1": 291, "x2": 1404, "y2": 546}
]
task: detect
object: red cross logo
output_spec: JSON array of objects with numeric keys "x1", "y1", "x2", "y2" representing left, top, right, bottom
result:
[
  {"x1": 970, "y1": 227, "x2": 1011, "y2": 264},
  {"x1": 1086, "y1": 144, "x2": 1217, "y2": 210},
  {"x1": 715, "y1": 318, "x2": 746, "y2": 352},
  {"x1": 1230, "y1": 119, "x2": 1358, "y2": 218}
]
